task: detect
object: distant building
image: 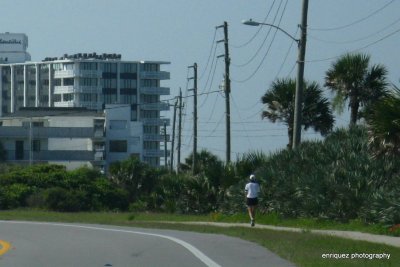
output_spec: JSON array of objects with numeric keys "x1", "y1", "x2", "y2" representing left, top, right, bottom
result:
[
  {"x1": 0, "y1": 105, "x2": 170, "y2": 171},
  {"x1": 0, "y1": 54, "x2": 170, "y2": 167},
  {"x1": 0, "y1": 32, "x2": 31, "y2": 63},
  {"x1": 0, "y1": 107, "x2": 106, "y2": 171}
]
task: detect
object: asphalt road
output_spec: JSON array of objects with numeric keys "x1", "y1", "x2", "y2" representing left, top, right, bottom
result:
[{"x1": 0, "y1": 220, "x2": 295, "y2": 267}]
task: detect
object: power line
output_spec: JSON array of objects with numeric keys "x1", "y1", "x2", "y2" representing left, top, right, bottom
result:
[
  {"x1": 308, "y1": 0, "x2": 395, "y2": 31},
  {"x1": 231, "y1": 0, "x2": 290, "y2": 83},
  {"x1": 231, "y1": 0, "x2": 278, "y2": 48},
  {"x1": 231, "y1": 0, "x2": 287, "y2": 68},
  {"x1": 308, "y1": 16, "x2": 400, "y2": 45},
  {"x1": 306, "y1": 26, "x2": 400, "y2": 63},
  {"x1": 199, "y1": 29, "x2": 217, "y2": 80}
]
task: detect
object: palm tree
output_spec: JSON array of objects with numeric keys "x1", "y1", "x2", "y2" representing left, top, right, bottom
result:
[
  {"x1": 261, "y1": 78, "x2": 334, "y2": 149},
  {"x1": 325, "y1": 53, "x2": 388, "y2": 125},
  {"x1": 366, "y1": 85, "x2": 400, "y2": 156}
]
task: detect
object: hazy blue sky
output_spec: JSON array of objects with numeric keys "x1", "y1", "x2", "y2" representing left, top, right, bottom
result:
[{"x1": 2, "y1": 0, "x2": 399, "y2": 162}]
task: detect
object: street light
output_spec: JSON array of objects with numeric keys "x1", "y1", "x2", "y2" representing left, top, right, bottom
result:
[
  {"x1": 242, "y1": 14, "x2": 308, "y2": 149},
  {"x1": 241, "y1": 19, "x2": 299, "y2": 43}
]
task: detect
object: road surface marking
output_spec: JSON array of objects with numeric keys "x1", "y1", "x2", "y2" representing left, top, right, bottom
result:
[
  {"x1": 0, "y1": 221, "x2": 221, "y2": 267},
  {"x1": 0, "y1": 239, "x2": 11, "y2": 256}
]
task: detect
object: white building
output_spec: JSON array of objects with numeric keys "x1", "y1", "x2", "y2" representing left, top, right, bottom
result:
[
  {"x1": 0, "y1": 107, "x2": 106, "y2": 171},
  {"x1": 0, "y1": 32, "x2": 31, "y2": 63},
  {"x1": 0, "y1": 53, "x2": 170, "y2": 167}
]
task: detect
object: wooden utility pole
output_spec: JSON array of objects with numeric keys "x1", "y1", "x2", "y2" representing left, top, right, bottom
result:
[
  {"x1": 188, "y1": 63, "x2": 198, "y2": 173},
  {"x1": 217, "y1": 21, "x2": 231, "y2": 163},
  {"x1": 293, "y1": 0, "x2": 309, "y2": 149},
  {"x1": 163, "y1": 121, "x2": 167, "y2": 168},
  {"x1": 177, "y1": 89, "x2": 183, "y2": 172},
  {"x1": 170, "y1": 98, "x2": 178, "y2": 172}
]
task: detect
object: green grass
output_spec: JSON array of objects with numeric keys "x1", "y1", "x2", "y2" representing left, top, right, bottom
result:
[{"x1": 0, "y1": 210, "x2": 399, "y2": 267}]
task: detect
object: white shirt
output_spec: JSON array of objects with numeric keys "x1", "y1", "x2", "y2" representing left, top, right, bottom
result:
[{"x1": 245, "y1": 182, "x2": 260, "y2": 198}]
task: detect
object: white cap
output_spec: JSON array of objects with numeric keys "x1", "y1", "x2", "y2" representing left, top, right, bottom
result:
[{"x1": 249, "y1": 174, "x2": 255, "y2": 180}]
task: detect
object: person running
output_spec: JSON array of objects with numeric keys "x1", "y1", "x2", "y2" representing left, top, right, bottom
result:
[{"x1": 245, "y1": 174, "x2": 260, "y2": 227}]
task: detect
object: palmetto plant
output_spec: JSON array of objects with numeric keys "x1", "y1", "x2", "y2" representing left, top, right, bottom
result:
[
  {"x1": 261, "y1": 78, "x2": 334, "y2": 149},
  {"x1": 366, "y1": 86, "x2": 400, "y2": 156},
  {"x1": 325, "y1": 53, "x2": 388, "y2": 125}
]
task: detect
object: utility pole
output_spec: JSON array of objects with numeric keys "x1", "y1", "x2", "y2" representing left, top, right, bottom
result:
[
  {"x1": 163, "y1": 121, "x2": 167, "y2": 168},
  {"x1": 170, "y1": 98, "x2": 178, "y2": 172},
  {"x1": 292, "y1": 0, "x2": 309, "y2": 149},
  {"x1": 177, "y1": 88, "x2": 183, "y2": 172},
  {"x1": 217, "y1": 21, "x2": 231, "y2": 163},
  {"x1": 188, "y1": 63, "x2": 198, "y2": 173}
]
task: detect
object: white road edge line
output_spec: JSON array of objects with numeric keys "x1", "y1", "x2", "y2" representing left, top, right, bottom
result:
[{"x1": 0, "y1": 220, "x2": 221, "y2": 267}]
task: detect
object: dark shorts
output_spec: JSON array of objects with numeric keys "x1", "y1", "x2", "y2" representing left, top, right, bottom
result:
[{"x1": 246, "y1": 198, "x2": 258, "y2": 206}]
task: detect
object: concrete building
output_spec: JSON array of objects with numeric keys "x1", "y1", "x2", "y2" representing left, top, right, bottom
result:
[
  {"x1": 0, "y1": 32, "x2": 31, "y2": 63},
  {"x1": 0, "y1": 53, "x2": 170, "y2": 167},
  {"x1": 0, "y1": 107, "x2": 106, "y2": 171}
]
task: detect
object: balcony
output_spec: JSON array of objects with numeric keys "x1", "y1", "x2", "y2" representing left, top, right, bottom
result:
[
  {"x1": 5, "y1": 150, "x2": 95, "y2": 161},
  {"x1": 78, "y1": 70, "x2": 101, "y2": 78},
  {"x1": 140, "y1": 87, "x2": 170, "y2": 95},
  {"x1": 141, "y1": 118, "x2": 170, "y2": 126},
  {"x1": 143, "y1": 149, "x2": 168, "y2": 157},
  {"x1": 0, "y1": 126, "x2": 99, "y2": 138},
  {"x1": 54, "y1": 85, "x2": 98, "y2": 94},
  {"x1": 54, "y1": 101, "x2": 75, "y2": 108},
  {"x1": 143, "y1": 134, "x2": 170, "y2": 142},
  {"x1": 54, "y1": 70, "x2": 76, "y2": 78},
  {"x1": 140, "y1": 71, "x2": 170, "y2": 80},
  {"x1": 140, "y1": 102, "x2": 169, "y2": 111},
  {"x1": 54, "y1": 69, "x2": 101, "y2": 78}
]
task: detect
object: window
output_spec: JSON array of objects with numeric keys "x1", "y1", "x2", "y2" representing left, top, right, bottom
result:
[
  {"x1": 63, "y1": 93, "x2": 74, "y2": 101},
  {"x1": 109, "y1": 140, "x2": 127, "y2": 153},
  {"x1": 32, "y1": 140, "x2": 41, "y2": 152},
  {"x1": 80, "y1": 78, "x2": 98, "y2": 86},
  {"x1": 64, "y1": 78, "x2": 74, "y2": 86},
  {"x1": 33, "y1": 122, "x2": 44, "y2": 127},
  {"x1": 109, "y1": 120, "x2": 127, "y2": 130}
]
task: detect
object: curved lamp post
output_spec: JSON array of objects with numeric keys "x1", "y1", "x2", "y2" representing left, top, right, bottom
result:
[{"x1": 242, "y1": 12, "x2": 308, "y2": 149}]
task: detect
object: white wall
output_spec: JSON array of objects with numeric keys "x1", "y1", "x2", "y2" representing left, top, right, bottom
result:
[{"x1": 48, "y1": 138, "x2": 91, "y2": 151}]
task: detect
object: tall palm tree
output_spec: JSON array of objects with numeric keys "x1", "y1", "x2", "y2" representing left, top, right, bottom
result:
[
  {"x1": 261, "y1": 78, "x2": 334, "y2": 149},
  {"x1": 325, "y1": 53, "x2": 388, "y2": 125},
  {"x1": 366, "y1": 85, "x2": 400, "y2": 156}
]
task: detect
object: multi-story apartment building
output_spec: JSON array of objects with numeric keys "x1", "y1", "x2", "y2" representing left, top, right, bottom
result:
[{"x1": 0, "y1": 53, "x2": 170, "y2": 167}]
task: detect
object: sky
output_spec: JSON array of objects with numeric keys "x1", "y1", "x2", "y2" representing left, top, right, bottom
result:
[{"x1": 2, "y1": 0, "x2": 399, "y2": 163}]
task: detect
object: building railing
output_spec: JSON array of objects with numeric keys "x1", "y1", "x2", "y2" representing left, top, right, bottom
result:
[
  {"x1": 143, "y1": 134, "x2": 170, "y2": 142},
  {"x1": 141, "y1": 118, "x2": 170, "y2": 126},
  {"x1": 140, "y1": 71, "x2": 170, "y2": 80},
  {"x1": 140, "y1": 102, "x2": 169, "y2": 111},
  {"x1": 5, "y1": 150, "x2": 96, "y2": 161},
  {"x1": 140, "y1": 87, "x2": 170, "y2": 95},
  {"x1": 143, "y1": 149, "x2": 168, "y2": 157},
  {"x1": 0, "y1": 126, "x2": 102, "y2": 138},
  {"x1": 54, "y1": 85, "x2": 98, "y2": 94}
]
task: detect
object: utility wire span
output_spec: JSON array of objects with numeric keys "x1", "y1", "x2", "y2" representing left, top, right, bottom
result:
[
  {"x1": 231, "y1": 0, "x2": 290, "y2": 83},
  {"x1": 309, "y1": 0, "x2": 395, "y2": 31},
  {"x1": 306, "y1": 26, "x2": 400, "y2": 63},
  {"x1": 231, "y1": 94, "x2": 254, "y2": 150},
  {"x1": 231, "y1": 0, "x2": 278, "y2": 49},
  {"x1": 231, "y1": 0, "x2": 287, "y2": 68},
  {"x1": 199, "y1": 29, "x2": 217, "y2": 80},
  {"x1": 198, "y1": 57, "x2": 221, "y2": 109},
  {"x1": 308, "y1": 16, "x2": 400, "y2": 45}
]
